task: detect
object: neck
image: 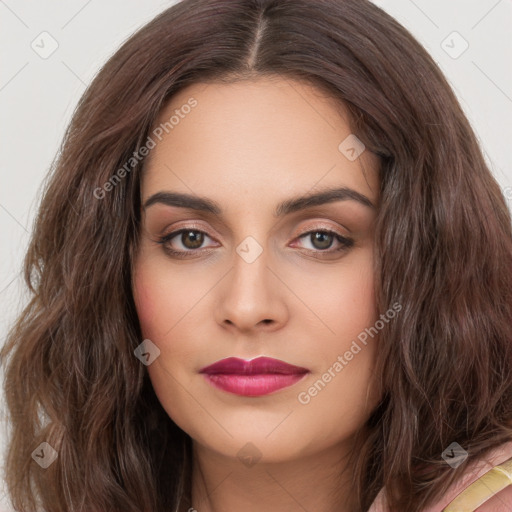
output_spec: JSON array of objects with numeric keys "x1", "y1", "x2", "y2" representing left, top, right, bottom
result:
[{"x1": 180, "y1": 440, "x2": 359, "y2": 512}]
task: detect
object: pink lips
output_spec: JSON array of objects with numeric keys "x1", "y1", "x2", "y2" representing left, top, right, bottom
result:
[{"x1": 199, "y1": 356, "x2": 309, "y2": 397}]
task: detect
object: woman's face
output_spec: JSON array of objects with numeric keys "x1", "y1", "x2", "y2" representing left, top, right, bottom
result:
[{"x1": 132, "y1": 76, "x2": 381, "y2": 464}]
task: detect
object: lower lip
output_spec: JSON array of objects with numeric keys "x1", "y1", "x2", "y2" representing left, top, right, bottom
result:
[{"x1": 202, "y1": 373, "x2": 308, "y2": 397}]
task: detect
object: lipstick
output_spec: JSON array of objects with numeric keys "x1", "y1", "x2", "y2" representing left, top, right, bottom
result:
[{"x1": 199, "y1": 356, "x2": 309, "y2": 397}]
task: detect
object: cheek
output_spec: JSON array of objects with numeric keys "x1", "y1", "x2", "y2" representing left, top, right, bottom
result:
[
  {"x1": 337, "y1": 265, "x2": 376, "y2": 331},
  {"x1": 132, "y1": 260, "x2": 166, "y2": 341},
  {"x1": 133, "y1": 271, "x2": 207, "y2": 437},
  {"x1": 133, "y1": 252, "x2": 211, "y2": 342},
  {"x1": 309, "y1": 253, "x2": 377, "y2": 343}
]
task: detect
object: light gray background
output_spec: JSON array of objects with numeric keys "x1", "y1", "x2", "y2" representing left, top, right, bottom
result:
[{"x1": 0, "y1": 0, "x2": 511, "y2": 509}]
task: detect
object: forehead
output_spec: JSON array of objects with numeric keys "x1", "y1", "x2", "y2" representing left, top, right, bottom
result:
[{"x1": 141, "y1": 77, "x2": 379, "y2": 208}]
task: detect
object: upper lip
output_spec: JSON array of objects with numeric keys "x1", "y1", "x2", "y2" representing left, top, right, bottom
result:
[{"x1": 199, "y1": 356, "x2": 309, "y2": 375}]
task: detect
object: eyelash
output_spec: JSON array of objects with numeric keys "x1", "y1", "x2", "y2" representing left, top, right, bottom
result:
[{"x1": 154, "y1": 226, "x2": 354, "y2": 259}]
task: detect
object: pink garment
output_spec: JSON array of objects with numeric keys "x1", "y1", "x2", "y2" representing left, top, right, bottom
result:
[{"x1": 367, "y1": 440, "x2": 512, "y2": 511}]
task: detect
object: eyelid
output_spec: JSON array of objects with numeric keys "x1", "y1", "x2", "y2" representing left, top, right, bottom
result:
[
  {"x1": 157, "y1": 221, "x2": 218, "y2": 239},
  {"x1": 290, "y1": 220, "x2": 349, "y2": 238}
]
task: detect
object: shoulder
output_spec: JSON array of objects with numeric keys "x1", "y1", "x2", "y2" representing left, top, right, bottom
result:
[
  {"x1": 473, "y1": 484, "x2": 512, "y2": 511},
  {"x1": 444, "y1": 446, "x2": 512, "y2": 511},
  {"x1": 368, "y1": 439, "x2": 512, "y2": 512},
  {"x1": 440, "y1": 440, "x2": 512, "y2": 511}
]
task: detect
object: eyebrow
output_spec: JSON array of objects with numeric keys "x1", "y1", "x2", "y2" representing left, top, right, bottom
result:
[{"x1": 143, "y1": 186, "x2": 375, "y2": 217}]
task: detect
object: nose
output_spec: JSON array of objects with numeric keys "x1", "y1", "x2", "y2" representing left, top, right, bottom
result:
[{"x1": 214, "y1": 244, "x2": 289, "y2": 334}]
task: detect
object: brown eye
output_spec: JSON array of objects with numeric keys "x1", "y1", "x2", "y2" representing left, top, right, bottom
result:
[
  {"x1": 309, "y1": 232, "x2": 334, "y2": 250},
  {"x1": 156, "y1": 228, "x2": 216, "y2": 258},
  {"x1": 180, "y1": 230, "x2": 204, "y2": 249},
  {"x1": 296, "y1": 230, "x2": 354, "y2": 253}
]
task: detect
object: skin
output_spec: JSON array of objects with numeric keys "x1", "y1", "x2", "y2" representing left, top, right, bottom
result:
[{"x1": 132, "y1": 76, "x2": 382, "y2": 512}]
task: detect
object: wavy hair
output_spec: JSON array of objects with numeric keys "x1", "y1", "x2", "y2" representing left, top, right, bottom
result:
[{"x1": 1, "y1": 0, "x2": 512, "y2": 510}]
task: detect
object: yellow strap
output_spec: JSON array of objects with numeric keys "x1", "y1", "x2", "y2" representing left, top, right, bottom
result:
[{"x1": 443, "y1": 456, "x2": 512, "y2": 511}]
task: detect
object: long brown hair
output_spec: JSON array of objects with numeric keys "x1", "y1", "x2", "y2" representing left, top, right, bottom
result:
[{"x1": 2, "y1": 0, "x2": 511, "y2": 510}]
